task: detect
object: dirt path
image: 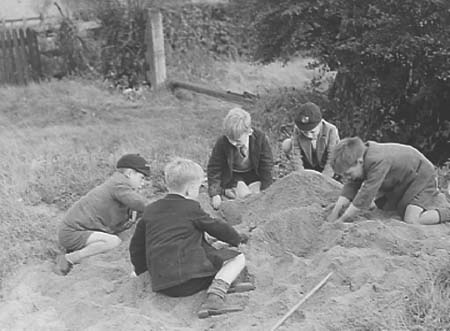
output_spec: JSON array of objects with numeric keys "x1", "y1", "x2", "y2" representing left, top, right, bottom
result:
[{"x1": 2, "y1": 171, "x2": 450, "y2": 330}]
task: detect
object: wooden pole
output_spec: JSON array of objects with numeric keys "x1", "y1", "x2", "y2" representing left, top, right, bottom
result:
[
  {"x1": 145, "y1": 9, "x2": 166, "y2": 88},
  {"x1": 270, "y1": 272, "x2": 333, "y2": 331},
  {"x1": 168, "y1": 80, "x2": 258, "y2": 106}
]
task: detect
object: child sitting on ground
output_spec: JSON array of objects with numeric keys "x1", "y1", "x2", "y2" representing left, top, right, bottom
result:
[
  {"x1": 54, "y1": 153, "x2": 150, "y2": 275},
  {"x1": 327, "y1": 137, "x2": 450, "y2": 224},
  {"x1": 129, "y1": 157, "x2": 251, "y2": 318},
  {"x1": 281, "y1": 102, "x2": 340, "y2": 178},
  {"x1": 207, "y1": 107, "x2": 274, "y2": 210}
]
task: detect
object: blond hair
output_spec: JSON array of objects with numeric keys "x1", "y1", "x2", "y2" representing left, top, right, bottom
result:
[
  {"x1": 223, "y1": 107, "x2": 252, "y2": 140},
  {"x1": 164, "y1": 157, "x2": 204, "y2": 192},
  {"x1": 330, "y1": 137, "x2": 366, "y2": 174}
]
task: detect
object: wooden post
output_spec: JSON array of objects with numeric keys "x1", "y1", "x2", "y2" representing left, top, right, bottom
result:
[
  {"x1": 12, "y1": 29, "x2": 26, "y2": 84},
  {"x1": 145, "y1": 9, "x2": 166, "y2": 88},
  {"x1": 5, "y1": 29, "x2": 17, "y2": 84},
  {"x1": 0, "y1": 29, "x2": 5, "y2": 85},
  {"x1": 19, "y1": 28, "x2": 30, "y2": 83}
]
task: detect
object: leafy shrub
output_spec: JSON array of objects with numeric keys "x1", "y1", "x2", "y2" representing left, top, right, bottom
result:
[
  {"x1": 92, "y1": 1, "x2": 252, "y2": 88},
  {"x1": 248, "y1": 0, "x2": 450, "y2": 164}
]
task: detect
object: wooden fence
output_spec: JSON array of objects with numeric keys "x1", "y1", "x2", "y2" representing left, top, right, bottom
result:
[{"x1": 0, "y1": 27, "x2": 42, "y2": 85}]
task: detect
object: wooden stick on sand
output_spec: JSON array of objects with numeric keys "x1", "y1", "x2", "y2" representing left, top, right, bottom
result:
[{"x1": 270, "y1": 271, "x2": 334, "y2": 331}]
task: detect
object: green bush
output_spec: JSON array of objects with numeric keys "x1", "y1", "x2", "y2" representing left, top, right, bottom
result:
[{"x1": 248, "y1": 0, "x2": 450, "y2": 164}]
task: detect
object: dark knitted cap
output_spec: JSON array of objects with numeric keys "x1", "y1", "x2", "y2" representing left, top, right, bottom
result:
[
  {"x1": 116, "y1": 154, "x2": 150, "y2": 177},
  {"x1": 294, "y1": 102, "x2": 322, "y2": 131}
]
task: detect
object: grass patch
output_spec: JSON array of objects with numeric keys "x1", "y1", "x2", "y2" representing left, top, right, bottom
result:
[
  {"x1": 405, "y1": 263, "x2": 450, "y2": 330},
  {"x1": 0, "y1": 78, "x2": 232, "y2": 290}
]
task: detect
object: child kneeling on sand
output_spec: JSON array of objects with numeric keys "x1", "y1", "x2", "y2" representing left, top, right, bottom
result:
[
  {"x1": 207, "y1": 107, "x2": 274, "y2": 210},
  {"x1": 327, "y1": 137, "x2": 450, "y2": 224},
  {"x1": 129, "y1": 157, "x2": 252, "y2": 318},
  {"x1": 281, "y1": 102, "x2": 340, "y2": 178},
  {"x1": 54, "y1": 154, "x2": 150, "y2": 275}
]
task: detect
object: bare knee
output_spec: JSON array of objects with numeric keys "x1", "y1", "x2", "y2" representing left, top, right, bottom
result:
[{"x1": 106, "y1": 235, "x2": 122, "y2": 249}]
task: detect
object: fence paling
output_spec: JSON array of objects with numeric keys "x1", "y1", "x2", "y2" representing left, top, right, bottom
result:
[
  {"x1": 0, "y1": 30, "x2": 5, "y2": 84},
  {"x1": 0, "y1": 27, "x2": 41, "y2": 85}
]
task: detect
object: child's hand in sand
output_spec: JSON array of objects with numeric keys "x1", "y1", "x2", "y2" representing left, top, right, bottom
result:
[{"x1": 239, "y1": 232, "x2": 250, "y2": 244}]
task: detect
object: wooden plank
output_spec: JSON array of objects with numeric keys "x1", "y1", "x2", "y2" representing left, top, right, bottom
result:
[
  {"x1": 168, "y1": 80, "x2": 258, "y2": 106},
  {"x1": 18, "y1": 28, "x2": 30, "y2": 83},
  {"x1": 0, "y1": 31, "x2": 5, "y2": 85},
  {"x1": 4, "y1": 29, "x2": 17, "y2": 84},
  {"x1": 26, "y1": 28, "x2": 42, "y2": 82},
  {"x1": 12, "y1": 29, "x2": 26, "y2": 84},
  {"x1": 145, "y1": 9, "x2": 166, "y2": 88}
]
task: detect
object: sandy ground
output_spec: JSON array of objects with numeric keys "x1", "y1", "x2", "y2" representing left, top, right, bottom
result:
[{"x1": 2, "y1": 170, "x2": 450, "y2": 330}]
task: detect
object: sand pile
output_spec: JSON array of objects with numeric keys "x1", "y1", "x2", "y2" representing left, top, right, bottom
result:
[{"x1": 2, "y1": 170, "x2": 450, "y2": 330}]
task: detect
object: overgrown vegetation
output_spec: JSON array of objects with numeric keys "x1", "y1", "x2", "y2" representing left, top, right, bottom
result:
[
  {"x1": 247, "y1": 0, "x2": 450, "y2": 164},
  {"x1": 405, "y1": 262, "x2": 450, "y2": 330},
  {"x1": 0, "y1": 80, "x2": 228, "y2": 289},
  {"x1": 53, "y1": 0, "x2": 252, "y2": 88}
]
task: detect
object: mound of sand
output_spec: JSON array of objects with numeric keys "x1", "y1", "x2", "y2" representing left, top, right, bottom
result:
[{"x1": 2, "y1": 170, "x2": 450, "y2": 330}]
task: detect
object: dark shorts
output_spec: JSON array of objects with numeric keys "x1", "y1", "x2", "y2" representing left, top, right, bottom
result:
[
  {"x1": 159, "y1": 276, "x2": 213, "y2": 297},
  {"x1": 158, "y1": 245, "x2": 240, "y2": 297},
  {"x1": 58, "y1": 223, "x2": 92, "y2": 252},
  {"x1": 232, "y1": 169, "x2": 260, "y2": 187},
  {"x1": 409, "y1": 178, "x2": 440, "y2": 210}
]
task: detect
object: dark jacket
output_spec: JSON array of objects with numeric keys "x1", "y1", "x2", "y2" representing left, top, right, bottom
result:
[
  {"x1": 129, "y1": 194, "x2": 242, "y2": 291},
  {"x1": 342, "y1": 141, "x2": 437, "y2": 215},
  {"x1": 207, "y1": 128, "x2": 274, "y2": 197}
]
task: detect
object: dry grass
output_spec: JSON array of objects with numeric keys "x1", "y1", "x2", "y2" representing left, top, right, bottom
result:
[
  {"x1": 1, "y1": 55, "x2": 449, "y2": 330},
  {"x1": 404, "y1": 263, "x2": 450, "y2": 330},
  {"x1": 0, "y1": 78, "x2": 231, "y2": 289},
  {"x1": 0, "y1": 57, "x2": 318, "y2": 288}
]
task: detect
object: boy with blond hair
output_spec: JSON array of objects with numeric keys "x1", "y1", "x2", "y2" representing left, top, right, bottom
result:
[
  {"x1": 207, "y1": 107, "x2": 273, "y2": 209},
  {"x1": 327, "y1": 137, "x2": 450, "y2": 224},
  {"x1": 129, "y1": 157, "x2": 251, "y2": 318},
  {"x1": 55, "y1": 153, "x2": 150, "y2": 275}
]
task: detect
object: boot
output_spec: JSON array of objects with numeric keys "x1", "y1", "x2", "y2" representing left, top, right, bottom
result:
[
  {"x1": 198, "y1": 279, "x2": 243, "y2": 318},
  {"x1": 228, "y1": 267, "x2": 255, "y2": 293},
  {"x1": 437, "y1": 207, "x2": 450, "y2": 223},
  {"x1": 53, "y1": 254, "x2": 73, "y2": 276}
]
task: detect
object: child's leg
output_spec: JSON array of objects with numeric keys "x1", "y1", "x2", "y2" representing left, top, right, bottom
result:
[
  {"x1": 248, "y1": 181, "x2": 261, "y2": 194},
  {"x1": 214, "y1": 253, "x2": 246, "y2": 285},
  {"x1": 199, "y1": 254, "x2": 246, "y2": 318},
  {"x1": 404, "y1": 204, "x2": 440, "y2": 225},
  {"x1": 235, "y1": 181, "x2": 251, "y2": 199},
  {"x1": 65, "y1": 231, "x2": 122, "y2": 264}
]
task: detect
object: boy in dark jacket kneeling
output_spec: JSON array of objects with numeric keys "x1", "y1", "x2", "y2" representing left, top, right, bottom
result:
[{"x1": 129, "y1": 157, "x2": 251, "y2": 318}]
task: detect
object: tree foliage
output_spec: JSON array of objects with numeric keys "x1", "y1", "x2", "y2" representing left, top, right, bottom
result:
[{"x1": 250, "y1": 0, "x2": 450, "y2": 163}]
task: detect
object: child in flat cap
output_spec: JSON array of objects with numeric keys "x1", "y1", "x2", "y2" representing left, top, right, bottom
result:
[
  {"x1": 207, "y1": 107, "x2": 274, "y2": 209},
  {"x1": 54, "y1": 153, "x2": 151, "y2": 276},
  {"x1": 282, "y1": 102, "x2": 340, "y2": 178}
]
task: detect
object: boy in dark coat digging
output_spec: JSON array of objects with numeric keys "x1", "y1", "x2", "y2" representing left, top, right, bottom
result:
[
  {"x1": 129, "y1": 157, "x2": 252, "y2": 318},
  {"x1": 327, "y1": 137, "x2": 450, "y2": 224}
]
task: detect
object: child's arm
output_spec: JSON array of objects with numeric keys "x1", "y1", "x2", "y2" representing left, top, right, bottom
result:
[
  {"x1": 113, "y1": 183, "x2": 147, "y2": 212},
  {"x1": 323, "y1": 125, "x2": 340, "y2": 177},
  {"x1": 192, "y1": 204, "x2": 242, "y2": 247},
  {"x1": 289, "y1": 127, "x2": 305, "y2": 171},
  {"x1": 327, "y1": 196, "x2": 351, "y2": 222},
  {"x1": 207, "y1": 138, "x2": 226, "y2": 206},
  {"x1": 129, "y1": 218, "x2": 148, "y2": 275},
  {"x1": 351, "y1": 159, "x2": 390, "y2": 210},
  {"x1": 259, "y1": 133, "x2": 274, "y2": 190}
]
